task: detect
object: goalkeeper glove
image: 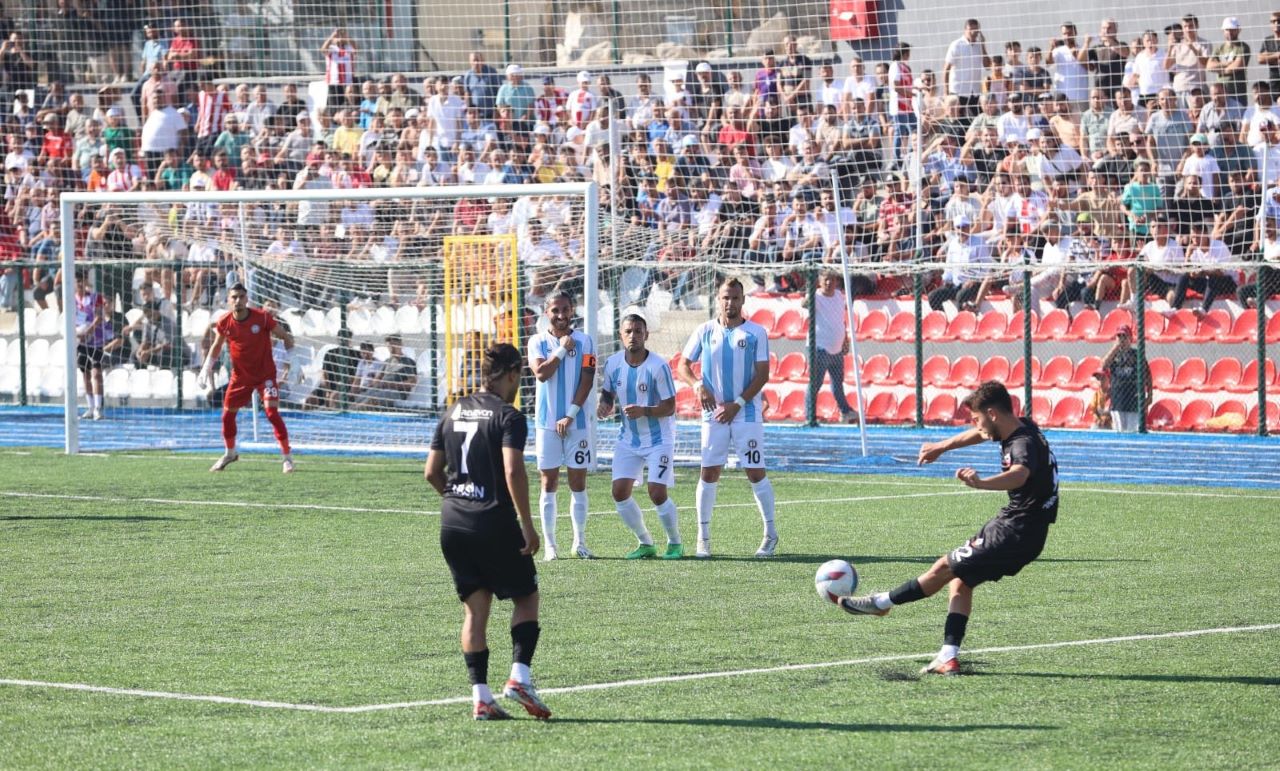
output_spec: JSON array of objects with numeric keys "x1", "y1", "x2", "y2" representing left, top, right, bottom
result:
[{"x1": 197, "y1": 363, "x2": 213, "y2": 390}]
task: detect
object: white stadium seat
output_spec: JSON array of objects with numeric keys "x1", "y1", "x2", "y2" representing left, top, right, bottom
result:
[
  {"x1": 26, "y1": 338, "x2": 50, "y2": 368},
  {"x1": 395, "y1": 305, "x2": 422, "y2": 334},
  {"x1": 36, "y1": 308, "x2": 61, "y2": 337},
  {"x1": 127, "y1": 368, "x2": 152, "y2": 400},
  {"x1": 104, "y1": 367, "x2": 131, "y2": 400},
  {"x1": 374, "y1": 305, "x2": 397, "y2": 336}
]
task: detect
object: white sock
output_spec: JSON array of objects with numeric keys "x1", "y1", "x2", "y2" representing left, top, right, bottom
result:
[
  {"x1": 570, "y1": 490, "x2": 589, "y2": 546},
  {"x1": 939, "y1": 644, "x2": 960, "y2": 661},
  {"x1": 509, "y1": 662, "x2": 531, "y2": 685},
  {"x1": 696, "y1": 480, "x2": 717, "y2": 541},
  {"x1": 751, "y1": 477, "x2": 777, "y2": 538},
  {"x1": 539, "y1": 490, "x2": 557, "y2": 544},
  {"x1": 92, "y1": 394, "x2": 102, "y2": 410},
  {"x1": 615, "y1": 497, "x2": 653, "y2": 544},
  {"x1": 655, "y1": 499, "x2": 681, "y2": 545},
  {"x1": 872, "y1": 592, "x2": 893, "y2": 610},
  {"x1": 472, "y1": 684, "x2": 493, "y2": 703}
]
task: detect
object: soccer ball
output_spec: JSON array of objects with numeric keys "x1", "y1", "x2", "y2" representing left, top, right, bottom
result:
[{"x1": 815, "y1": 559, "x2": 858, "y2": 604}]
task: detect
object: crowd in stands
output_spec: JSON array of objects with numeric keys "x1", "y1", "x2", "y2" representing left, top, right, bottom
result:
[{"x1": 2, "y1": 11, "x2": 1280, "y2": 327}]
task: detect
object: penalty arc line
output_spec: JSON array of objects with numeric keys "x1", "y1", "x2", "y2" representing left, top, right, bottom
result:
[{"x1": 2, "y1": 623, "x2": 1276, "y2": 714}]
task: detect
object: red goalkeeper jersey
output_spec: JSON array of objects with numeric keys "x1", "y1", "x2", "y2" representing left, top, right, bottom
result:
[{"x1": 216, "y1": 308, "x2": 277, "y2": 383}]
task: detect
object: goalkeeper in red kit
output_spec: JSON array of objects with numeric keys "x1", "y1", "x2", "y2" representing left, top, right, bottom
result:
[{"x1": 199, "y1": 284, "x2": 297, "y2": 473}]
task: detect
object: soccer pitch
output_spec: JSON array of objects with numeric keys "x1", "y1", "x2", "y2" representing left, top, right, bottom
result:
[{"x1": 2, "y1": 449, "x2": 1278, "y2": 768}]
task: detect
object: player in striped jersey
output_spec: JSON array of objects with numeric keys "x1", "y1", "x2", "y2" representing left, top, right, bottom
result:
[
  {"x1": 598, "y1": 314, "x2": 682, "y2": 559},
  {"x1": 527, "y1": 292, "x2": 597, "y2": 560},
  {"x1": 321, "y1": 28, "x2": 357, "y2": 108},
  {"x1": 677, "y1": 278, "x2": 777, "y2": 558}
]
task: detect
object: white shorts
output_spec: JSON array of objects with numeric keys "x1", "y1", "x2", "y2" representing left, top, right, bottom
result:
[
  {"x1": 700, "y1": 419, "x2": 766, "y2": 469},
  {"x1": 611, "y1": 442, "x2": 676, "y2": 487},
  {"x1": 535, "y1": 425, "x2": 594, "y2": 470}
]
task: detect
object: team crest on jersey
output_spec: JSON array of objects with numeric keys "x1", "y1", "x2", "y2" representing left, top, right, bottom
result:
[
  {"x1": 251, "y1": 324, "x2": 261, "y2": 334},
  {"x1": 568, "y1": 348, "x2": 578, "y2": 357},
  {"x1": 638, "y1": 382, "x2": 648, "y2": 392},
  {"x1": 660, "y1": 455, "x2": 669, "y2": 464},
  {"x1": 579, "y1": 440, "x2": 588, "y2": 448},
  {"x1": 736, "y1": 338, "x2": 746, "y2": 348},
  {"x1": 748, "y1": 439, "x2": 758, "y2": 449}
]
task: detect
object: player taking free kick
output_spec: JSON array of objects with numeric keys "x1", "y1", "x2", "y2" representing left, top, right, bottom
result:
[
  {"x1": 199, "y1": 284, "x2": 296, "y2": 473},
  {"x1": 837, "y1": 381, "x2": 1059, "y2": 676},
  {"x1": 425, "y1": 343, "x2": 550, "y2": 721}
]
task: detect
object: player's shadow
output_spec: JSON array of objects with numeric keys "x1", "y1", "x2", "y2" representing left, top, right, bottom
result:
[
  {"x1": 1035, "y1": 557, "x2": 1151, "y2": 563},
  {"x1": 985, "y1": 671, "x2": 1280, "y2": 686},
  {"x1": 701, "y1": 554, "x2": 938, "y2": 565},
  {"x1": 554, "y1": 716, "x2": 1056, "y2": 733},
  {"x1": 0, "y1": 514, "x2": 184, "y2": 522}
]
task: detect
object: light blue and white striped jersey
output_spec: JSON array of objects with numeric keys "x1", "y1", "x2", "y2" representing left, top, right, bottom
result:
[
  {"x1": 601, "y1": 350, "x2": 677, "y2": 450},
  {"x1": 681, "y1": 319, "x2": 769, "y2": 423},
  {"x1": 528, "y1": 329, "x2": 596, "y2": 431}
]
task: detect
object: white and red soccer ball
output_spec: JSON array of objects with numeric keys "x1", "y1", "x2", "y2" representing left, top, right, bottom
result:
[{"x1": 814, "y1": 559, "x2": 858, "y2": 603}]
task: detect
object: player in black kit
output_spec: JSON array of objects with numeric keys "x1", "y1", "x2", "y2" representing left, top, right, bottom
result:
[
  {"x1": 838, "y1": 380, "x2": 1059, "y2": 676},
  {"x1": 425, "y1": 343, "x2": 551, "y2": 721}
]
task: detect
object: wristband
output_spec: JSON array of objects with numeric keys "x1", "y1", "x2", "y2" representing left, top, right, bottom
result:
[
  {"x1": 566, "y1": 403, "x2": 580, "y2": 419},
  {"x1": 734, "y1": 396, "x2": 747, "y2": 408},
  {"x1": 554, "y1": 347, "x2": 568, "y2": 360}
]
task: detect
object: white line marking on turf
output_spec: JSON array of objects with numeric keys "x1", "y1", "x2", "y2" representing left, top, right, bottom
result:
[
  {"x1": 0, "y1": 491, "x2": 429, "y2": 516},
  {"x1": 2, "y1": 623, "x2": 1275, "y2": 714}
]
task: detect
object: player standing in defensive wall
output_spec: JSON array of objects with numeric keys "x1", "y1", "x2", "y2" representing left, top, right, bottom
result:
[
  {"x1": 425, "y1": 343, "x2": 551, "y2": 721},
  {"x1": 677, "y1": 278, "x2": 777, "y2": 559},
  {"x1": 527, "y1": 291, "x2": 597, "y2": 560},
  {"x1": 598, "y1": 314, "x2": 683, "y2": 559},
  {"x1": 199, "y1": 284, "x2": 296, "y2": 473},
  {"x1": 838, "y1": 381, "x2": 1059, "y2": 676}
]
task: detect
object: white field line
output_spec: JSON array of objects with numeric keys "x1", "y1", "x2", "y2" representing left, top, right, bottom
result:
[{"x1": 2, "y1": 623, "x2": 1276, "y2": 714}]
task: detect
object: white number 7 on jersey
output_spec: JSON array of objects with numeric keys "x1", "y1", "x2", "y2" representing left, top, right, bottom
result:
[{"x1": 454, "y1": 420, "x2": 479, "y2": 474}]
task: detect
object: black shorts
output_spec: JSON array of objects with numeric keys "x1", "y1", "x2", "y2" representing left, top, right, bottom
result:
[
  {"x1": 946, "y1": 518, "x2": 1048, "y2": 588},
  {"x1": 76, "y1": 344, "x2": 104, "y2": 372},
  {"x1": 440, "y1": 521, "x2": 537, "y2": 602}
]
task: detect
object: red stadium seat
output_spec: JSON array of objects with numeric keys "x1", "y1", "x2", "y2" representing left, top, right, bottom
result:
[
  {"x1": 1047, "y1": 396, "x2": 1085, "y2": 428},
  {"x1": 921, "y1": 354, "x2": 950, "y2": 387},
  {"x1": 1176, "y1": 399, "x2": 1215, "y2": 431},
  {"x1": 1154, "y1": 309, "x2": 1196, "y2": 343},
  {"x1": 974, "y1": 310, "x2": 1009, "y2": 341},
  {"x1": 953, "y1": 399, "x2": 972, "y2": 425},
  {"x1": 1190, "y1": 308, "x2": 1232, "y2": 343},
  {"x1": 775, "y1": 309, "x2": 806, "y2": 341},
  {"x1": 858, "y1": 353, "x2": 891, "y2": 385},
  {"x1": 1203, "y1": 358, "x2": 1243, "y2": 392},
  {"x1": 1031, "y1": 395, "x2": 1051, "y2": 424},
  {"x1": 816, "y1": 391, "x2": 841, "y2": 422},
  {"x1": 920, "y1": 311, "x2": 948, "y2": 341},
  {"x1": 1242, "y1": 401, "x2": 1280, "y2": 432},
  {"x1": 864, "y1": 392, "x2": 897, "y2": 423},
  {"x1": 1167, "y1": 358, "x2": 1208, "y2": 393},
  {"x1": 945, "y1": 355, "x2": 982, "y2": 389},
  {"x1": 1268, "y1": 312, "x2": 1280, "y2": 344},
  {"x1": 1148, "y1": 399, "x2": 1182, "y2": 430},
  {"x1": 1142, "y1": 309, "x2": 1167, "y2": 340},
  {"x1": 1087, "y1": 308, "x2": 1134, "y2": 343},
  {"x1": 1148, "y1": 357, "x2": 1175, "y2": 390},
  {"x1": 750, "y1": 308, "x2": 778, "y2": 337},
  {"x1": 924, "y1": 393, "x2": 958, "y2": 425},
  {"x1": 856, "y1": 309, "x2": 889, "y2": 341},
  {"x1": 1038, "y1": 355, "x2": 1075, "y2": 388},
  {"x1": 1062, "y1": 308, "x2": 1101, "y2": 342},
  {"x1": 1211, "y1": 400, "x2": 1249, "y2": 432},
  {"x1": 1007, "y1": 356, "x2": 1041, "y2": 388},
  {"x1": 978, "y1": 355, "x2": 1011, "y2": 384},
  {"x1": 941, "y1": 310, "x2": 978, "y2": 342},
  {"x1": 885, "y1": 311, "x2": 917, "y2": 342},
  {"x1": 761, "y1": 387, "x2": 781, "y2": 419},
  {"x1": 1065, "y1": 356, "x2": 1103, "y2": 391},
  {"x1": 1010, "y1": 394, "x2": 1023, "y2": 417},
  {"x1": 891, "y1": 393, "x2": 919, "y2": 424},
  {"x1": 777, "y1": 351, "x2": 808, "y2": 383},
  {"x1": 1223, "y1": 309, "x2": 1257, "y2": 343},
  {"x1": 779, "y1": 390, "x2": 807, "y2": 421},
  {"x1": 995, "y1": 310, "x2": 1036, "y2": 342},
  {"x1": 675, "y1": 387, "x2": 700, "y2": 418},
  {"x1": 886, "y1": 355, "x2": 918, "y2": 386},
  {"x1": 1230, "y1": 359, "x2": 1279, "y2": 394},
  {"x1": 1032, "y1": 308, "x2": 1070, "y2": 342}
]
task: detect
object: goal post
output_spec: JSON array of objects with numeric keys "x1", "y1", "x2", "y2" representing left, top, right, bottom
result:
[{"x1": 57, "y1": 182, "x2": 599, "y2": 455}]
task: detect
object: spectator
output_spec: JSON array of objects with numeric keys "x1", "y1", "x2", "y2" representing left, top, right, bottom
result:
[
  {"x1": 1100, "y1": 325, "x2": 1151, "y2": 433},
  {"x1": 1166, "y1": 14, "x2": 1209, "y2": 102},
  {"x1": 1123, "y1": 216, "x2": 1186, "y2": 308},
  {"x1": 689, "y1": 62, "x2": 725, "y2": 129},
  {"x1": 809, "y1": 271, "x2": 858, "y2": 424},
  {"x1": 1050, "y1": 22, "x2": 1090, "y2": 105},
  {"x1": 194, "y1": 78, "x2": 231, "y2": 155},
  {"x1": 1146, "y1": 88, "x2": 1192, "y2": 177},
  {"x1": 245, "y1": 85, "x2": 276, "y2": 136},
  {"x1": 213, "y1": 114, "x2": 250, "y2": 171},
  {"x1": 464, "y1": 51, "x2": 501, "y2": 121},
  {"x1": 1238, "y1": 219, "x2": 1280, "y2": 308},
  {"x1": 1088, "y1": 371, "x2": 1112, "y2": 429},
  {"x1": 1205, "y1": 17, "x2": 1248, "y2": 106},
  {"x1": 321, "y1": 27, "x2": 357, "y2": 108},
  {"x1": 350, "y1": 341, "x2": 383, "y2": 401},
  {"x1": 1127, "y1": 30, "x2": 1168, "y2": 102},
  {"x1": 752, "y1": 49, "x2": 780, "y2": 115},
  {"x1": 122, "y1": 297, "x2": 183, "y2": 369},
  {"x1": 1087, "y1": 19, "x2": 1129, "y2": 98},
  {"x1": 495, "y1": 64, "x2": 534, "y2": 131},
  {"x1": 779, "y1": 34, "x2": 812, "y2": 112},
  {"x1": 38, "y1": 114, "x2": 72, "y2": 164},
  {"x1": 930, "y1": 214, "x2": 991, "y2": 311},
  {"x1": 105, "y1": 147, "x2": 142, "y2": 191},
  {"x1": 139, "y1": 91, "x2": 187, "y2": 168},
  {"x1": 164, "y1": 19, "x2": 200, "y2": 83},
  {"x1": 1184, "y1": 219, "x2": 1236, "y2": 314},
  {"x1": 944, "y1": 19, "x2": 990, "y2": 115},
  {"x1": 130, "y1": 21, "x2": 169, "y2": 115},
  {"x1": 1120, "y1": 160, "x2": 1163, "y2": 240},
  {"x1": 1262, "y1": 12, "x2": 1280, "y2": 96},
  {"x1": 1079, "y1": 88, "x2": 1110, "y2": 159},
  {"x1": 305, "y1": 328, "x2": 359, "y2": 409},
  {"x1": 356, "y1": 335, "x2": 417, "y2": 408}
]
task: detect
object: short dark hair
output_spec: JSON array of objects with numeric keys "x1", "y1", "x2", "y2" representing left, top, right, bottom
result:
[
  {"x1": 620, "y1": 313, "x2": 648, "y2": 328},
  {"x1": 228, "y1": 282, "x2": 248, "y2": 295},
  {"x1": 719, "y1": 277, "x2": 745, "y2": 294},
  {"x1": 963, "y1": 380, "x2": 1015, "y2": 415},
  {"x1": 544, "y1": 290, "x2": 574, "y2": 310},
  {"x1": 482, "y1": 343, "x2": 523, "y2": 383}
]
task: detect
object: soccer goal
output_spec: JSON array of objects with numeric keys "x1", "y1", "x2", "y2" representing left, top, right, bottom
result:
[{"x1": 56, "y1": 182, "x2": 610, "y2": 456}]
